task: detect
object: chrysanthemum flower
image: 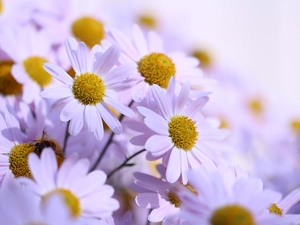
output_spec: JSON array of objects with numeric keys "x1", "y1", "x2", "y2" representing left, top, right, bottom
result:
[
  {"x1": 40, "y1": 37, "x2": 135, "y2": 140},
  {"x1": 20, "y1": 147, "x2": 119, "y2": 222},
  {"x1": 136, "y1": 78, "x2": 228, "y2": 184},
  {"x1": 130, "y1": 164, "x2": 192, "y2": 224},
  {"x1": 181, "y1": 166, "x2": 299, "y2": 225},
  {"x1": 0, "y1": 25, "x2": 59, "y2": 103},
  {"x1": 0, "y1": 179, "x2": 85, "y2": 225},
  {"x1": 108, "y1": 24, "x2": 206, "y2": 102}
]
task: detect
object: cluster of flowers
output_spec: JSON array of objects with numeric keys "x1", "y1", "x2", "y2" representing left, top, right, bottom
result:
[{"x1": 1, "y1": 0, "x2": 300, "y2": 224}]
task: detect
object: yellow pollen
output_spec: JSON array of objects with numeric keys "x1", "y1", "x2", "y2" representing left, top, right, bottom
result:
[
  {"x1": 0, "y1": 60, "x2": 22, "y2": 96},
  {"x1": 23, "y1": 56, "x2": 52, "y2": 87},
  {"x1": 43, "y1": 188, "x2": 81, "y2": 217},
  {"x1": 0, "y1": 0, "x2": 3, "y2": 14},
  {"x1": 138, "y1": 14, "x2": 157, "y2": 28},
  {"x1": 138, "y1": 53, "x2": 176, "y2": 88},
  {"x1": 192, "y1": 50, "x2": 212, "y2": 68},
  {"x1": 290, "y1": 119, "x2": 300, "y2": 135},
  {"x1": 72, "y1": 73, "x2": 106, "y2": 105},
  {"x1": 248, "y1": 98, "x2": 263, "y2": 115},
  {"x1": 168, "y1": 115, "x2": 198, "y2": 151},
  {"x1": 9, "y1": 143, "x2": 35, "y2": 179},
  {"x1": 168, "y1": 191, "x2": 181, "y2": 207},
  {"x1": 269, "y1": 203, "x2": 283, "y2": 216},
  {"x1": 71, "y1": 16, "x2": 105, "y2": 48},
  {"x1": 210, "y1": 204, "x2": 255, "y2": 225}
]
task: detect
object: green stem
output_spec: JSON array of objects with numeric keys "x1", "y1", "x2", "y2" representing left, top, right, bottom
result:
[{"x1": 62, "y1": 121, "x2": 70, "y2": 154}]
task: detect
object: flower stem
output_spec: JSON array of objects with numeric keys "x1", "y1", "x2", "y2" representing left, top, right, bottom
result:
[
  {"x1": 107, "y1": 149, "x2": 146, "y2": 179},
  {"x1": 62, "y1": 121, "x2": 70, "y2": 154},
  {"x1": 89, "y1": 99, "x2": 135, "y2": 171}
]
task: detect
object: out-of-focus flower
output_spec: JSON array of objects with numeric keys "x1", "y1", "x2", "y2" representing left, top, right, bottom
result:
[
  {"x1": 135, "y1": 78, "x2": 228, "y2": 184},
  {"x1": 181, "y1": 165, "x2": 300, "y2": 225},
  {"x1": 20, "y1": 147, "x2": 119, "y2": 223},
  {"x1": 40, "y1": 37, "x2": 135, "y2": 140}
]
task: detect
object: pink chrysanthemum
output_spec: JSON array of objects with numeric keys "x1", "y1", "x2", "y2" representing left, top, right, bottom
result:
[
  {"x1": 181, "y1": 165, "x2": 300, "y2": 225},
  {"x1": 40, "y1": 37, "x2": 135, "y2": 140},
  {"x1": 136, "y1": 78, "x2": 228, "y2": 184},
  {"x1": 108, "y1": 24, "x2": 206, "y2": 102},
  {"x1": 20, "y1": 148, "x2": 119, "y2": 223}
]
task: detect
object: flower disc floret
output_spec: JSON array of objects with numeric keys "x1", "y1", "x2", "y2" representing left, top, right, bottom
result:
[
  {"x1": 23, "y1": 56, "x2": 52, "y2": 87},
  {"x1": 210, "y1": 204, "x2": 255, "y2": 225},
  {"x1": 72, "y1": 73, "x2": 106, "y2": 105},
  {"x1": 0, "y1": 0, "x2": 3, "y2": 14},
  {"x1": 43, "y1": 188, "x2": 81, "y2": 217},
  {"x1": 168, "y1": 192, "x2": 181, "y2": 208},
  {"x1": 168, "y1": 115, "x2": 198, "y2": 151},
  {"x1": 137, "y1": 52, "x2": 176, "y2": 88},
  {"x1": 268, "y1": 203, "x2": 283, "y2": 216},
  {"x1": 0, "y1": 60, "x2": 22, "y2": 95},
  {"x1": 71, "y1": 17, "x2": 105, "y2": 48},
  {"x1": 9, "y1": 143, "x2": 35, "y2": 178}
]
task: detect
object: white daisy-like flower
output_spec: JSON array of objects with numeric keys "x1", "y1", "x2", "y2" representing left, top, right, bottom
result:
[
  {"x1": 40, "y1": 37, "x2": 135, "y2": 141},
  {"x1": 0, "y1": 25, "x2": 59, "y2": 103},
  {"x1": 0, "y1": 180, "x2": 84, "y2": 225},
  {"x1": 107, "y1": 24, "x2": 206, "y2": 102},
  {"x1": 136, "y1": 78, "x2": 228, "y2": 184},
  {"x1": 181, "y1": 166, "x2": 299, "y2": 225},
  {"x1": 20, "y1": 147, "x2": 119, "y2": 223}
]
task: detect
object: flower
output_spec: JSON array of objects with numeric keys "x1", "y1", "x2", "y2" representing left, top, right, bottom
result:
[
  {"x1": 130, "y1": 164, "x2": 192, "y2": 224},
  {"x1": 107, "y1": 24, "x2": 206, "y2": 102},
  {"x1": 40, "y1": 37, "x2": 135, "y2": 140},
  {"x1": 0, "y1": 180, "x2": 84, "y2": 225},
  {"x1": 181, "y1": 165, "x2": 299, "y2": 225},
  {"x1": 21, "y1": 147, "x2": 120, "y2": 223},
  {"x1": 135, "y1": 78, "x2": 228, "y2": 184}
]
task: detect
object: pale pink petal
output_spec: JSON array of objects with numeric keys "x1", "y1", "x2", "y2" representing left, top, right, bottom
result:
[
  {"x1": 56, "y1": 154, "x2": 78, "y2": 186},
  {"x1": 136, "y1": 193, "x2": 160, "y2": 209},
  {"x1": 97, "y1": 103, "x2": 122, "y2": 134},
  {"x1": 151, "y1": 85, "x2": 172, "y2": 119},
  {"x1": 145, "y1": 135, "x2": 173, "y2": 157},
  {"x1": 103, "y1": 97, "x2": 134, "y2": 117},
  {"x1": 104, "y1": 63, "x2": 136, "y2": 86},
  {"x1": 84, "y1": 105, "x2": 98, "y2": 132},
  {"x1": 93, "y1": 110, "x2": 104, "y2": 140},
  {"x1": 39, "y1": 148, "x2": 57, "y2": 190},
  {"x1": 166, "y1": 148, "x2": 181, "y2": 183},
  {"x1": 60, "y1": 99, "x2": 81, "y2": 122},
  {"x1": 43, "y1": 63, "x2": 73, "y2": 85},
  {"x1": 174, "y1": 81, "x2": 190, "y2": 115},
  {"x1": 94, "y1": 45, "x2": 120, "y2": 75},
  {"x1": 68, "y1": 107, "x2": 84, "y2": 136},
  {"x1": 51, "y1": 96, "x2": 73, "y2": 110},
  {"x1": 185, "y1": 96, "x2": 209, "y2": 117},
  {"x1": 148, "y1": 201, "x2": 174, "y2": 222},
  {"x1": 76, "y1": 42, "x2": 88, "y2": 72},
  {"x1": 180, "y1": 150, "x2": 189, "y2": 184},
  {"x1": 279, "y1": 188, "x2": 300, "y2": 213},
  {"x1": 65, "y1": 37, "x2": 80, "y2": 74},
  {"x1": 132, "y1": 24, "x2": 148, "y2": 56},
  {"x1": 40, "y1": 88, "x2": 73, "y2": 99},
  {"x1": 11, "y1": 64, "x2": 30, "y2": 84}
]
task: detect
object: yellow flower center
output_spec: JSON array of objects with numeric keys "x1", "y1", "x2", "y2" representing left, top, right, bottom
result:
[
  {"x1": 138, "y1": 14, "x2": 157, "y2": 28},
  {"x1": 268, "y1": 203, "x2": 283, "y2": 216},
  {"x1": 210, "y1": 204, "x2": 255, "y2": 225},
  {"x1": 9, "y1": 143, "x2": 35, "y2": 179},
  {"x1": 290, "y1": 119, "x2": 300, "y2": 135},
  {"x1": 137, "y1": 53, "x2": 176, "y2": 88},
  {"x1": 43, "y1": 188, "x2": 81, "y2": 217},
  {"x1": 23, "y1": 56, "x2": 52, "y2": 87},
  {"x1": 72, "y1": 73, "x2": 106, "y2": 105},
  {"x1": 0, "y1": 60, "x2": 22, "y2": 96},
  {"x1": 248, "y1": 98, "x2": 263, "y2": 115},
  {"x1": 71, "y1": 16, "x2": 105, "y2": 48},
  {"x1": 168, "y1": 115, "x2": 198, "y2": 151},
  {"x1": 0, "y1": 0, "x2": 3, "y2": 14},
  {"x1": 168, "y1": 191, "x2": 181, "y2": 207},
  {"x1": 192, "y1": 50, "x2": 212, "y2": 68}
]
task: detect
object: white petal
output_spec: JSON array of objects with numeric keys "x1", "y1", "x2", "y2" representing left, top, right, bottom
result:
[
  {"x1": 94, "y1": 45, "x2": 120, "y2": 75},
  {"x1": 60, "y1": 99, "x2": 81, "y2": 122},
  {"x1": 104, "y1": 97, "x2": 135, "y2": 117},
  {"x1": 84, "y1": 105, "x2": 98, "y2": 132},
  {"x1": 40, "y1": 88, "x2": 73, "y2": 99},
  {"x1": 132, "y1": 24, "x2": 148, "y2": 56},
  {"x1": 68, "y1": 108, "x2": 84, "y2": 136},
  {"x1": 174, "y1": 81, "x2": 190, "y2": 114},
  {"x1": 166, "y1": 148, "x2": 181, "y2": 183},
  {"x1": 43, "y1": 63, "x2": 73, "y2": 85},
  {"x1": 97, "y1": 103, "x2": 122, "y2": 134}
]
